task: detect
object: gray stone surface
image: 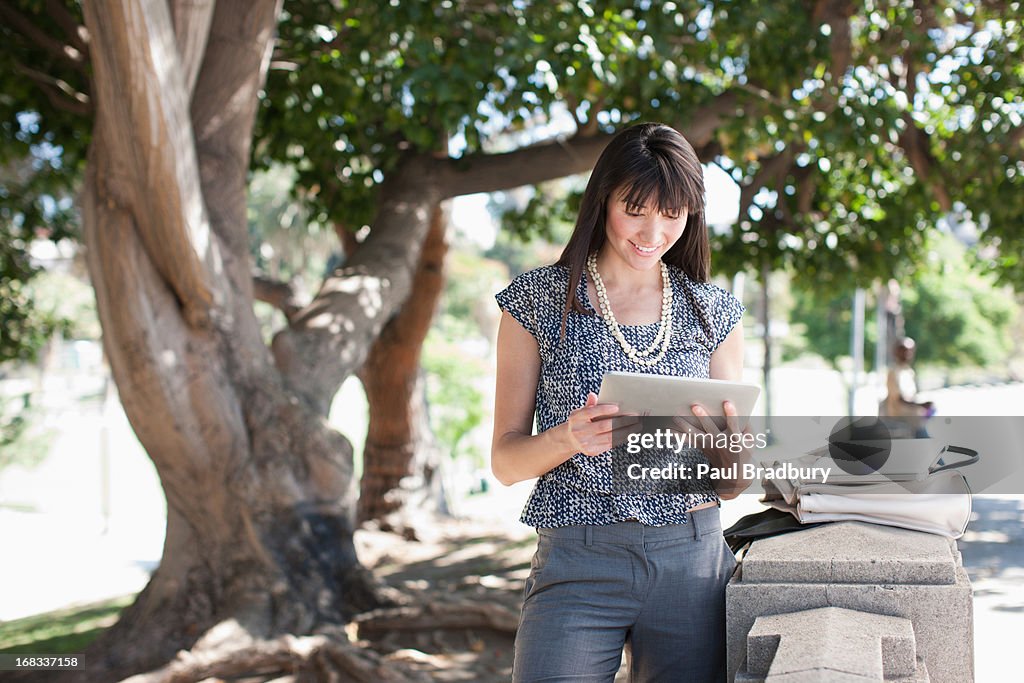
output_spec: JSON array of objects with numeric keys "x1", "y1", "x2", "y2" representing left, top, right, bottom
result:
[
  {"x1": 745, "y1": 607, "x2": 915, "y2": 677},
  {"x1": 737, "y1": 670, "x2": 877, "y2": 682},
  {"x1": 736, "y1": 661, "x2": 930, "y2": 683},
  {"x1": 740, "y1": 522, "x2": 958, "y2": 585},
  {"x1": 727, "y1": 523, "x2": 973, "y2": 683}
]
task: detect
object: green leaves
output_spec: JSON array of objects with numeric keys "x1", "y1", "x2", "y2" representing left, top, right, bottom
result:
[
  {"x1": 2, "y1": 0, "x2": 1022, "y2": 351},
  {"x1": 786, "y1": 232, "x2": 1019, "y2": 372},
  {"x1": 901, "y1": 233, "x2": 1017, "y2": 369}
]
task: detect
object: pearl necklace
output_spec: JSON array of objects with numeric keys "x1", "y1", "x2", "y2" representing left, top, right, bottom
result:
[{"x1": 586, "y1": 252, "x2": 673, "y2": 367}]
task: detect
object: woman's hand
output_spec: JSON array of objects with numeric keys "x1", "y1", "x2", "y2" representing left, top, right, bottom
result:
[
  {"x1": 672, "y1": 400, "x2": 754, "y2": 498},
  {"x1": 558, "y1": 392, "x2": 639, "y2": 457}
]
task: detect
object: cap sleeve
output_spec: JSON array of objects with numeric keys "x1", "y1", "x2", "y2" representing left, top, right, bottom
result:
[
  {"x1": 495, "y1": 271, "x2": 540, "y2": 342},
  {"x1": 710, "y1": 287, "x2": 745, "y2": 353}
]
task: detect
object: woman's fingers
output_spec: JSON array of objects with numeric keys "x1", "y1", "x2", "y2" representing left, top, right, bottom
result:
[
  {"x1": 566, "y1": 399, "x2": 630, "y2": 455},
  {"x1": 722, "y1": 400, "x2": 740, "y2": 436},
  {"x1": 584, "y1": 415, "x2": 635, "y2": 450},
  {"x1": 610, "y1": 416, "x2": 643, "y2": 448},
  {"x1": 670, "y1": 414, "x2": 698, "y2": 437},
  {"x1": 579, "y1": 428, "x2": 615, "y2": 455},
  {"x1": 690, "y1": 403, "x2": 721, "y2": 436},
  {"x1": 576, "y1": 411, "x2": 643, "y2": 455},
  {"x1": 585, "y1": 403, "x2": 622, "y2": 420},
  {"x1": 571, "y1": 406, "x2": 622, "y2": 435}
]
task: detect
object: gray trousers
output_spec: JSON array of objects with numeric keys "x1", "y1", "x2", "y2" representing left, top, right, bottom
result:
[{"x1": 513, "y1": 505, "x2": 736, "y2": 682}]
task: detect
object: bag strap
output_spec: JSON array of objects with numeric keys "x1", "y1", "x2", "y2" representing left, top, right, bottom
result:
[{"x1": 930, "y1": 445, "x2": 980, "y2": 474}]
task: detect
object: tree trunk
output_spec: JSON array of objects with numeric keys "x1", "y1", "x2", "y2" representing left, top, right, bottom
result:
[
  {"x1": 354, "y1": 203, "x2": 451, "y2": 529},
  {"x1": 73, "y1": 119, "x2": 386, "y2": 683},
  {"x1": 25, "y1": 3, "x2": 399, "y2": 680}
]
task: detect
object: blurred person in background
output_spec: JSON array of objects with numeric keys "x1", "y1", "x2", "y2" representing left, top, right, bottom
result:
[{"x1": 881, "y1": 337, "x2": 934, "y2": 438}]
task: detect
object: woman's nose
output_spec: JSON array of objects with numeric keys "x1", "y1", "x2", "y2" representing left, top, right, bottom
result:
[{"x1": 636, "y1": 218, "x2": 669, "y2": 242}]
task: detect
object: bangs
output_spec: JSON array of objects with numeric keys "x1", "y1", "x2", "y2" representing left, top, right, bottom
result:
[{"x1": 612, "y1": 153, "x2": 704, "y2": 217}]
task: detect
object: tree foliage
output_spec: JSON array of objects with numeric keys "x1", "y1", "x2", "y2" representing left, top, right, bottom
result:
[
  {"x1": 785, "y1": 283, "x2": 878, "y2": 371},
  {"x1": 0, "y1": 238, "x2": 74, "y2": 364},
  {"x1": 703, "y1": 1, "x2": 1022, "y2": 289},
  {"x1": 786, "y1": 232, "x2": 1018, "y2": 371},
  {"x1": 0, "y1": 0, "x2": 87, "y2": 364},
  {"x1": 3, "y1": 0, "x2": 1023, "y2": 356}
]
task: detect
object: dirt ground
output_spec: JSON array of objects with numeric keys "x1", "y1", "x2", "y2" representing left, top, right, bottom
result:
[{"x1": 353, "y1": 512, "x2": 535, "y2": 682}]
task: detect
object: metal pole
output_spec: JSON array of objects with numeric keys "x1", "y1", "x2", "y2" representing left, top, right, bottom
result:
[
  {"x1": 760, "y1": 260, "x2": 772, "y2": 433},
  {"x1": 875, "y1": 282, "x2": 887, "y2": 378},
  {"x1": 850, "y1": 288, "x2": 865, "y2": 417}
]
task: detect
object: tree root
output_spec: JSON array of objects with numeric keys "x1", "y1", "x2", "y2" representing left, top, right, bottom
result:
[
  {"x1": 355, "y1": 600, "x2": 520, "y2": 637},
  {"x1": 119, "y1": 620, "x2": 431, "y2": 683}
]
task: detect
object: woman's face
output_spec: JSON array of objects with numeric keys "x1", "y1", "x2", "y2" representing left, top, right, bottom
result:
[{"x1": 602, "y1": 193, "x2": 688, "y2": 271}]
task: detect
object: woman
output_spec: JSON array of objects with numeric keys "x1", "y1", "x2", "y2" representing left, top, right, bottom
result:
[{"x1": 491, "y1": 122, "x2": 750, "y2": 682}]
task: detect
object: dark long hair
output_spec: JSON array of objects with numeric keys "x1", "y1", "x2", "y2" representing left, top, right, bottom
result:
[{"x1": 555, "y1": 122, "x2": 711, "y2": 340}]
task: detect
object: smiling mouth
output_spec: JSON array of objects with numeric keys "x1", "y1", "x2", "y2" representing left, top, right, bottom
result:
[{"x1": 629, "y1": 240, "x2": 663, "y2": 254}]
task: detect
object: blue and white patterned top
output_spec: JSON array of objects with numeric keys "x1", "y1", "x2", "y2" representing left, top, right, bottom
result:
[{"x1": 494, "y1": 262, "x2": 745, "y2": 528}]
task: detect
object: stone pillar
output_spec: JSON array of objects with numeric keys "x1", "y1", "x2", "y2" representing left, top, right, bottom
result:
[{"x1": 727, "y1": 522, "x2": 973, "y2": 682}]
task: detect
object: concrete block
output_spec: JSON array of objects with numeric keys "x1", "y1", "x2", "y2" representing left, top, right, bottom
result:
[
  {"x1": 759, "y1": 672, "x2": 877, "y2": 682},
  {"x1": 881, "y1": 632, "x2": 917, "y2": 678},
  {"x1": 745, "y1": 607, "x2": 915, "y2": 677},
  {"x1": 727, "y1": 582, "x2": 831, "y2": 678},
  {"x1": 741, "y1": 522, "x2": 958, "y2": 585},
  {"x1": 727, "y1": 571, "x2": 972, "y2": 682},
  {"x1": 736, "y1": 656, "x2": 930, "y2": 682}
]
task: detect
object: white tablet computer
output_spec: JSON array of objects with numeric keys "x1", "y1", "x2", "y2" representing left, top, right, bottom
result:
[{"x1": 596, "y1": 371, "x2": 761, "y2": 424}]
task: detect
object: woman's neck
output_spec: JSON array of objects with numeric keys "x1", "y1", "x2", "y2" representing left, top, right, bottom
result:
[{"x1": 592, "y1": 246, "x2": 664, "y2": 294}]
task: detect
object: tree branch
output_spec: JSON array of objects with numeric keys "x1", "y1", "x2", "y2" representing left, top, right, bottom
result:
[
  {"x1": 436, "y1": 92, "x2": 742, "y2": 199},
  {"x1": 252, "y1": 274, "x2": 304, "y2": 321},
  {"x1": 44, "y1": 0, "x2": 89, "y2": 54},
  {"x1": 676, "y1": 91, "x2": 742, "y2": 149},
  {"x1": 563, "y1": 92, "x2": 584, "y2": 130},
  {"x1": 356, "y1": 600, "x2": 520, "y2": 636},
  {"x1": 694, "y1": 139, "x2": 723, "y2": 165},
  {"x1": 121, "y1": 630, "x2": 430, "y2": 683},
  {"x1": 271, "y1": 93, "x2": 746, "y2": 412},
  {"x1": 562, "y1": 92, "x2": 604, "y2": 137},
  {"x1": 738, "y1": 147, "x2": 800, "y2": 222},
  {"x1": 169, "y1": 0, "x2": 215, "y2": 97},
  {"x1": 796, "y1": 165, "x2": 818, "y2": 216},
  {"x1": 435, "y1": 131, "x2": 615, "y2": 198},
  {"x1": 336, "y1": 222, "x2": 361, "y2": 256},
  {"x1": 82, "y1": 0, "x2": 218, "y2": 329},
  {"x1": 898, "y1": 113, "x2": 953, "y2": 212},
  {"x1": 190, "y1": 0, "x2": 284, "y2": 255},
  {"x1": 14, "y1": 62, "x2": 90, "y2": 115},
  {"x1": 736, "y1": 80, "x2": 789, "y2": 109},
  {"x1": 812, "y1": 0, "x2": 856, "y2": 113},
  {"x1": 272, "y1": 156, "x2": 443, "y2": 414},
  {"x1": 0, "y1": 1, "x2": 87, "y2": 71},
  {"x1": 1009, "y1": 125, "x2": 1024, "y2": 153}
]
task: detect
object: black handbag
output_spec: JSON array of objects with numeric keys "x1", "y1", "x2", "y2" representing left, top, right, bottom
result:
[{"x1": 723, "y1": 507, "x2": 828, "y2": 554}]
